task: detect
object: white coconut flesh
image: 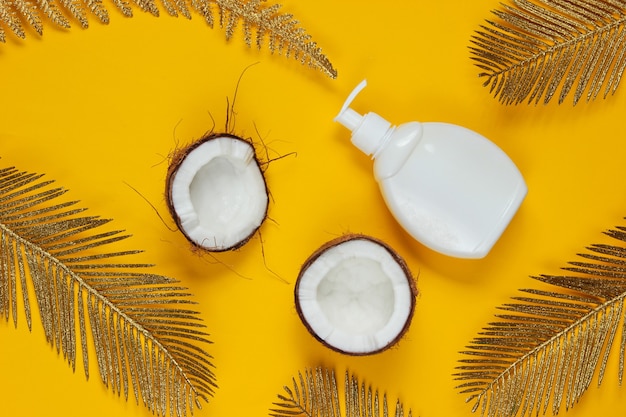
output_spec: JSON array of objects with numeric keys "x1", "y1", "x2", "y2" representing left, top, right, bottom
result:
[
  {"x1": 296, "y1": 238, "x2": 414, "y2": 354},
  {"x1": 169, "y1": 136, "x2": 268, "y2": 250}
]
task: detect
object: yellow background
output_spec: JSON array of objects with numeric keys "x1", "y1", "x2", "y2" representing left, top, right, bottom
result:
[{"x1": 2, "y1": 0, "x2": 626, "y2": 416}]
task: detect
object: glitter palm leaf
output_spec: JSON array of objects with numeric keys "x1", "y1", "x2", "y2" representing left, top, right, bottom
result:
[
  {"x1": 271, "y1": 367, "x2": 412, "y2": 417},
  {"x1": 0, "y1": 164, "x2": 216, "y2": 417},
  {"x1": 455, "y1": 223, "x2": 626, "y2": 417},
  {"x1": 471, "y1": 0, "x2": 626, "y2": 105},
  {"x1": 0, "y1": 0, "x2": 337, "y2": 78}
]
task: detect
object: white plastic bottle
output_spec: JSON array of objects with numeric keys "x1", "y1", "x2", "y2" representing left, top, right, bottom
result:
[{"x1": 334, "y1": 80, "x2": 527, "y2": 259}]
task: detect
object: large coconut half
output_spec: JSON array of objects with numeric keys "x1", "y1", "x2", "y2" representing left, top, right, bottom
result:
[
  {"x1": 166, "y1": 133, "x2": 269, "y2": 251},
  {"x1": 295, "y1": 234, "x2": 417, "y2": 355}
]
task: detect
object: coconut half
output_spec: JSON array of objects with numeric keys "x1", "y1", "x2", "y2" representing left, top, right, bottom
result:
[
  {"x1": 295, "y1": 234, "x2": 417, "y2": 355},
  {"x1": 166, "y1": 133, "x2": 269, "y2": 251}
]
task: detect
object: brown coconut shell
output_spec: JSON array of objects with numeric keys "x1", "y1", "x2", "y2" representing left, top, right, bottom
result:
[
  {"x1": 165, "y1": 132, "x2": 269, "y2": 252},
  {"x1": 294, "y1": 233, "x2": 418, "y2": 355}
]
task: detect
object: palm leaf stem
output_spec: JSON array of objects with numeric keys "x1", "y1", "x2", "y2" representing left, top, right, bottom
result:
[
  {"x1": 0, "y1": 0, "x2": 337, "y2": 78},
  {"x1": 461, "y1": 292, "x2": 622, "y2": 404},
  {"x1": 0, "y1": 165, "x2": 216, "y2": 416},
  {"x1": 2, "y1": 220, "x2": 202, "y2": 397},
  {"x1": 271, "y1": 367, "x2": 411, "y2": 417},
  {"x1": 455, "y1": 225, "x2": 626, "y2": 417},
  {"x1": 471, "y1": 0, "x2": 626, "y2": 104}
]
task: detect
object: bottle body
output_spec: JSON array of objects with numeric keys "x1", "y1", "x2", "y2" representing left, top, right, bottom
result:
[{"x1": 375, "y1": 122, "x2": 527, "y2": 259}]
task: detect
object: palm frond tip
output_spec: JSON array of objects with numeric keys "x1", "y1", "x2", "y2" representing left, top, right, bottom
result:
[
  {"x1": 0, "y1": 164, "x2": 216, "y2": 417},
  {"x1": 271, "y1": 367, "x2": 412, "y2": 417},
  {"x1": 0, "y1": 0, "x2": 337, "y2": 78},
  {"x1": 471, "y1": 0, "x2": 626, "y2": 105},
  {"x1": 455, "y1": 222, "x2": 626, "y2": 417}
]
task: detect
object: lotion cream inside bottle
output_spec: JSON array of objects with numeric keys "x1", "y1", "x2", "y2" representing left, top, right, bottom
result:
[{"x1": 335, "y1": 80, "x2": 527, "y2": 259}]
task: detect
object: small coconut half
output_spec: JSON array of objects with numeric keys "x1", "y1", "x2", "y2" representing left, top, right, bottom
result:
[
  {"x1": 166, "y1": 133, "x2": 269, "y2": 251},
  {"x1": 295, "y1": 234, "x2": 417, "y2": 355}
]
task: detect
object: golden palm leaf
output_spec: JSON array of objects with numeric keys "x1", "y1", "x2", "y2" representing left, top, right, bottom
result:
[
  {"x1": 270, "y1": 367, "x2": 412, "y2": 417},
  {"x1": 0, "y1": 0, "x2": 337, "y2": 78},
  {"x1": 454, "y1": 224, "x2": 626, "y2": 417},
  {"x1": 471, "y1": 0, "x2": 626, "y2": 105},
  {"x1": 0, "y1": 164, "x2": 215, "y2": 416}
]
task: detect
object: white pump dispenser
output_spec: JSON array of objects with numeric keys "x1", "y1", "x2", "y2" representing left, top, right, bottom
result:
[{"x1": 335, "y1": 80, "x2": 527, "y2": 259}]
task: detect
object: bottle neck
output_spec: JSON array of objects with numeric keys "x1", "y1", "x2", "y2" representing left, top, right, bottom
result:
[
  {"x1": 351, "y1": 112, "x2": 393, "y2": 156},
  {"x1": 373, "y1": 122, "x2": 423, "y2": 181}
]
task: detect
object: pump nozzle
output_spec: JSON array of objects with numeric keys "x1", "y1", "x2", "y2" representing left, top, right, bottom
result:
[
  {"x1": 334, "y1": 79, "x2": 393, "y2": 156},
  {"x1": 334, "y1": 79, "x2": 368, "y2": 130}
]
